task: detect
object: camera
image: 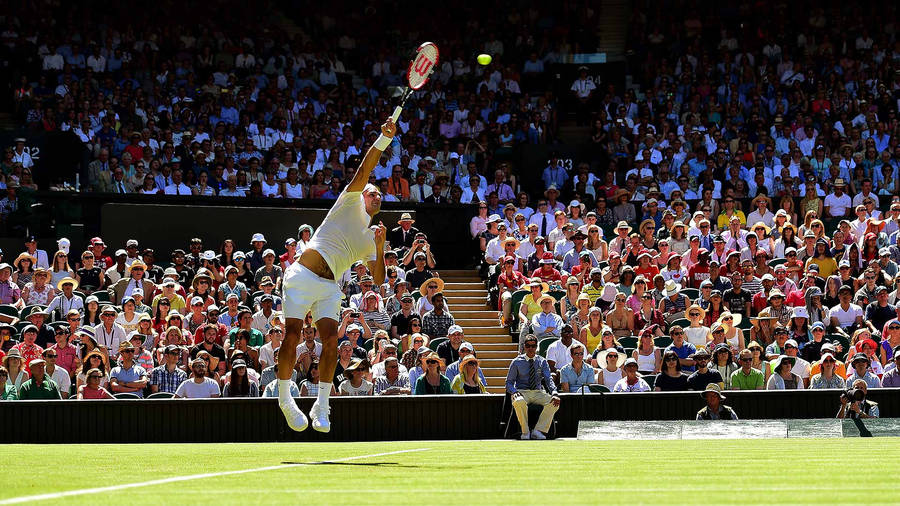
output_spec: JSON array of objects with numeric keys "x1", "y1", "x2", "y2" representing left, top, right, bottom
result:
[
  {"x1": 842, "y1": 388, "x2": 865, "y2": 403},
  {"x1": 350, "y1": 312, "x2": 360, "y2": 318}
]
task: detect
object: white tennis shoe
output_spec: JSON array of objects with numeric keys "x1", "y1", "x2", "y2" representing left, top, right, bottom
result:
[
  {"x1": 279, "y1": 399, "x2": 309, "y2": 432},
  {"x1": 530, "y1": 429, "x2": 546, "y2": 440},
  {"x1": 309, "y1": 400, "x2": 331, "y2": 433}
]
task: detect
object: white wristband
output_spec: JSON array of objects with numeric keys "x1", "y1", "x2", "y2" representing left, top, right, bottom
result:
[{"x1": 374, "y1": 134, "x2": 392, "y2": 151}]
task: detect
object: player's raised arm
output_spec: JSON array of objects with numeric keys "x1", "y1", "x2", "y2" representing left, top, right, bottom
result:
[{"x1": 346, "y1": 118, "x2": 397, "y2": 193}]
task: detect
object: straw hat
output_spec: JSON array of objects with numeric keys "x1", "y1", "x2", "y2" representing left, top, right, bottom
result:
[
  {"x1": 597, "y1": 348, "x2": 626, "y2": 368},
  {"x1": 702, "y1": 383, "x2": 726, "y2": 400},
  {"x1": 751, "y1": 221, "x2": 771, "y2": 236},
  {"x1": 503, "y1": 237, "x2": 521, "y2": 250},
  {"x1": 686, "y1": 304, "x2": 706, "y2": 320},
  {"x1": 528, "y1": 277, "x2": 549, "y2": 293},
  {"x1": 614, "y1": 188, "x2": 632, "y2": 202},
  {"x1": 536, "y1": 294, "x2": 556, "y2": 305},
  {"x1": 717, "y1": 311, "x2": 742, "y2": 328},
  {"x1": 56, "y1": 276, "x2": 78, "y2": 291},
  {"x1": 13, "y1": 252, "x2": 36, "y2": 270},
  {"x1": 419, "y1": 277, "x2": 445, "y2": 297},
  {"x1": 615, "y1": 220, "x2": 633, "y2": 234},
  {"x1": 751, "y1": 194, "x2": 771, "y2": 209},
  {"x1": 662, "y1": 280, "x2": 681, "y2": 297}
]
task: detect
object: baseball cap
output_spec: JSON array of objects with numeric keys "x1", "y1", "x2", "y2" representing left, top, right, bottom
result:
[{"x1": 448, "y1": 325, "x2": 464, "y2": 335}]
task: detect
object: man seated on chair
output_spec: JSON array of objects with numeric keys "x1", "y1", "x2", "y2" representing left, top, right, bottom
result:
[{"x1": 505, "y1": 334, "x2": 560, "y2": 440}]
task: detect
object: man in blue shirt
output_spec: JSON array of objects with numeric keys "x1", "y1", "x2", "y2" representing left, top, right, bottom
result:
[
  {"x1": 665, "y1": 326, "x2": 697, "y2": 372},
  {"x1": 505, "y1": 334, "x2": 560, "y2": 440}
]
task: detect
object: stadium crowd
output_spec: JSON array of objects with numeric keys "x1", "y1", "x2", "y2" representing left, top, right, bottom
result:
[{"x1": 1, "y1": 0, "x2": 900, "y2": 416}]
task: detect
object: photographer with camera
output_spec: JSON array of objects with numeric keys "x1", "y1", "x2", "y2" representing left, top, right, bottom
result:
[{"x1": 837, "y1": 379, "x2": 879, "y2": 420}]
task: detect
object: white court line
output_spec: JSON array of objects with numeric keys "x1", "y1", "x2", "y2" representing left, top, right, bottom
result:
[{"x1": 0, "y1": 448, "x2": 430, "y2": 504}]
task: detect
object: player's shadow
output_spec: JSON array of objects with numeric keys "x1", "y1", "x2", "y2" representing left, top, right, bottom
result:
[{"x1": 281, "y1": 461, "x2": 419, "y2": 468}]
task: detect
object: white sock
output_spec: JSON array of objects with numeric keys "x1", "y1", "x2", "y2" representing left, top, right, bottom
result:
[
  {"x1": 278, "y1": 379, "x2": 293, "y2": 404},
  {"x1": 317, "y1": 382, "x2": 332, "y2": 405}
]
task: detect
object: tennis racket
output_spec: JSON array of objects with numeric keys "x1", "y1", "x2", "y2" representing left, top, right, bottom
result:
[{"x1": 390, "y1": 42, "x2": 440, "y2": 122}]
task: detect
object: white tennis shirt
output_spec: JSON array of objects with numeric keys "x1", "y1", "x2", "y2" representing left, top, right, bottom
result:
[{"x1": 308, "y1": 190, "x2": 376, "y2": 277}]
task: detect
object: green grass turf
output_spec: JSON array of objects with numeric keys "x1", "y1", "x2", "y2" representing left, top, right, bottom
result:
[{"x1": 1, "y1": 439, "x2": 896, "y2": 504}]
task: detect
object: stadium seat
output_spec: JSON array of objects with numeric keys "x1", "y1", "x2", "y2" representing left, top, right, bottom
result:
[
  {"x1": 735, "y1": 318, "x2": 753, "y2": 331},
  {"x1": 618, "y1": 336, "x2": 638, "y2": 349},
  {"x1": 643, "y1": 374, "x2": 656, "y2": 389},
  {"x1": 19, "y1": 305, "x2": 45, "y2": 320},
  {"x1": 654, "y1": 335, "x2": 673, "y2": 348},
  {"x1": 538, "y1": 337, "x2": 557, "y2": 357},
  {"x1": 680, "y1": 288, "x2": 699, "y2": 300},
  {"x1": 588, "y1": 384, "x2": 610, "y2": 393},
  {"x1": 768, "y1": 258, "x2": 787, "y2": 268},
  {"x1": 0, "y1": 305, "x2": 18, "y2": 319},
  {"x1": 508, "y1": 289, "x2": 529, "y2": 333},
  {"x1": 147, "y1": 392, "x2": 175, "y2": 399},
  {"x1": 548, "y1": 290, "x2": 566, "y2": 301},
  {"x1": 413, "y1": 292, "x2": 422, "y2": 301},
  {"x1": 826, "y1": 334, "x2": 851, "y2": 359},
  {"x1": 666, "y1": 318, "x2": 690, "y2": 332},
  {"x1": 14, "y1": 321, "x2": 31, "y2": 334},
  {"x1": 428, "y1": 338, "x2": 447, "y2": 352},
  {"x1": 363, "y1": 338, "x2": 374, "y2": 352},
  {"x1": 92, "y1": 292, "x2": 111, "y2": 303},
  {"x1": 114, "y1": 393, "x2": 142, "y2": 399}
]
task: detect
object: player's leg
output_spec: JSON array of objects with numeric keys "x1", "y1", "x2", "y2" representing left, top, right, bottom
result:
[
  {"x1": 308, "y1": 316, "x2": 338, "y2": 432},
  {"x1": 276, "y1": 315, "x2": 308, "y2": 431}
]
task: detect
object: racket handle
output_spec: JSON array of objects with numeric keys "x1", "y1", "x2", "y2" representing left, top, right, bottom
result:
[{"x1": 390, "y1": 105, "x2": 403, "y2": 123}]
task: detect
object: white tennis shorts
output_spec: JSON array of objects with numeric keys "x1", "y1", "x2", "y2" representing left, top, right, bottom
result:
[{"x1": 282, "y1": 262, "x2": 343, "y2": 322}]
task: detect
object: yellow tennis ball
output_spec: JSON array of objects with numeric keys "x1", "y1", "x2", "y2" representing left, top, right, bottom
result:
[{"x1": 477, "y1": 54, "x2": 492, "y2": 65}]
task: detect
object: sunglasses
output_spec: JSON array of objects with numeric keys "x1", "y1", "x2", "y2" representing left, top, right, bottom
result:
[
  {"x1": 88, "y1": 375, "x2": 101, "y2": 379},
  {"x1": 120, "y1": 350, "x2": 134, "y2": 354},
  {"x1": 671, "y1": 331, "x2": 683, "y2": 336},
  {"x1": 43, "y1": 354, "x2": 57, "y2": 358},
  {"x1": 664, "y1": 356, "x2": 677, "y2": 362},
  {"x1": 426, "y1": 359, "x2": 439, "y2": 364}
]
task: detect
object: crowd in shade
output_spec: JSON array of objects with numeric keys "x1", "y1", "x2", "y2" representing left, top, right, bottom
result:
[{"x1": 2, "y1": 0, "x2": 900, "y2": 414}]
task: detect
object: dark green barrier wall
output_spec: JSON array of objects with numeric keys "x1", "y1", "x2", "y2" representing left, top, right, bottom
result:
[{"x1": 2, "y1": 389, "x2": 897, "y2": 443}]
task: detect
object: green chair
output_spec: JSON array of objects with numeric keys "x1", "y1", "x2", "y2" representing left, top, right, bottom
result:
[
  {"x1": 768, "y1": 258, "x2": 787, "y2": 268},
  {"x1": 588, "y1": 384, "x2": 610, "y2": 393},
  {"x1": 14, "y1": 321, "x2": 31, "y2": 334},
  {"x1": 643, "y1": 374, "x2": 656, "y2": 390},
  {"x1": 428, "y1": 338, "x2": 447, "y2": 352},
  {"x1": 538, "y1": 337, "x2": 558, "y2": 357},
  {"x1": 680, "y1": 288, "x2": 700, "y2": 300},
  {"x1": 624, "y1": 347, "x2": 636, "y2": 358},
  {"x1": 363, "y1": 338, "x2": 374, "y2": 352},
  {"x1": 19, "y1": 305, "x2": 46, "y2": 320},
  {"x1": 548, "y1": 290, "x2": 566, "y2": 302},
  {"x1": 114, "y1": 393, "x2": 141, "y2": 399},
  {"x1": 508, "y1": 289, "x2": 529, "y2": 331},
  {"x1": 667, "y1": 318, "x2": 691, "y2": 332},
  {"x1": 735, "y1": 318, "x2": 753, "y2": 331},
  {"x1": 413, "y1": 292, "x2": 422, "y2": 301},
  {"x1": 0, "y1": 305, "x2": 18, "y2": 319},
  {"x1": 618, "y1": 336, "x2": 638, "y2": 349},
  {"x1": 596, "y1": 261, "x2": 609, "y2": 271},
  {"x1": 654, "y1": 335, "x2": 673, "y2": 348},
  {"x1": 147, "y1": 392, "x2": 175, "y2": 399},
  {"x1": 92, "y1": 291, "x2": 111, "y2": 303}
]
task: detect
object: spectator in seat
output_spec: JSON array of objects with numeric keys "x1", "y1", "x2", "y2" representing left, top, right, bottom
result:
[
  {"x1": 254, "y1": 249, "x2": 283, "y2": 288},
  {"x1": 228, "y1": 309, "x2": 264, "y2": 349},
  {"x1": 149, "y1": 344, "x2": 188, "y2": 395},
  {"x1": 613, "y1": 358, "x2": 652, "y2": 392},
  {"x1": 76, "y1": 367, "x2": 114, "y2": 399},
  {"x1": 41, "y1": 347, "x2": 71, "y2": 399},
  {"x1": 531, "y1": 295, "x2": 563, "y2": 341},
  {"x1": 559, "y1": 342, "x2": 595, "y2": 393},
  {"x1": 436, "y1": 325, "x2": 465, "y2": 366},
  {"x1": 174, "y1": 358, "x2": 221, "y2": 398},
  {"x1": 506, "y1": 334, "x2": 559, "y2": 439},
  {"x1": 0, "y1": 263, "x2": 21, "y2": 306},
  {"x1": 766, "y1": 355, "x2": 804, "y2": 390},
  {"x1": 17, "y1": 357, "x2": 61, "y2": 400},
  {"x1": 845, "y1": 352, "x2": 881, "y2": 389},
  {"x1": 387, "y1": 213, "x2": 419, "y2": 253},
  {"x1": 414, "y1": 352, "x2": 451, "y2": 395},
  {"x1": 686, "y1": 349, "x2": 723, "y2": 391},
  {"x1": 450, "y1": 355, "x2": 486, "y2": 394},
  {"x1": 405, "y1": 252, "x2": 434, "y2": 291},
  {"x1": 338, "y1": 358, "x2": 373, "y2": 396},
  {"x1": 190, "y1": 324, "x2": 227, "y2": 377},
  {"x1": 222, "y1": 360, "x2": 259, "y2": 397},
  {"x1": 422, "y1": 292, "x2": 454, "y2": 339},
  {"x1": 109, "y1": 341, "x2": 148, "y2": 398},
  {"x1": 375, "y1": 356, "x2": 412, "y2": 395},
  {"x1": 730, "y1": 349, "x2": 765, "y2": 390}
]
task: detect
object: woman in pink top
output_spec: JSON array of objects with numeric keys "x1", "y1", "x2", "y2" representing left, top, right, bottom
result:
[{"x1": 77, "y1": 368, "x2": 114, "y2": 399}]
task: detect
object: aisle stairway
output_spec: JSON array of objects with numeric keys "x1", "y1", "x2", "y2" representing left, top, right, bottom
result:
[{"x1": 439, "y1": 269, "x2": 517, "y2": 394}]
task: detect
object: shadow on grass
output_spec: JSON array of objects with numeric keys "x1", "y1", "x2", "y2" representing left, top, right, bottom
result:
[{"x1": 280, "y1": 461, "x2": 419, "y2": 468}]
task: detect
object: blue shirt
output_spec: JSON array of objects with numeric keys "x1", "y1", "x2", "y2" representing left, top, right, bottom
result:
[
  {"x1": 559, "y1": 362, "x2": 595, "y2": 392},
  {"x1": 666, "y1": 342, "x2": 697, "y2": 372},
  {"x1": 110, "y1": 363, "x2": 148, "y2": 398},
  {"x1": 505, "y1": 354, "x2": 556, "y2": 395},
  {"x1": 531, "y1": 311, "x2": 563, "y2": 338},
  {"x1": 150, "y1": 365, "x2": 187, "y2": 394}
]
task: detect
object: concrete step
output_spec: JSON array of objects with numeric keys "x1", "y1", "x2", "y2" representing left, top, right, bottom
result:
[
  {"x1": 454, "y1": 311, "x2": 498, "y2": 319},
  {"x1": 448, "y1": 296, "x2": 487, "y2": 305},
  {"x1": 475, "y1": 350, "x2": 518, "y2": 359},
  {"x1": 466, "y1": 326, "x2": 514, "y2": 336},
  {"x1": 466, "y1": 335, "x2": 514, "y2": 344},
  {"x1": 454, "y1": 318, "x2": 499, "y2": 327},
  {"x1": 443, "y1": 282, "x2": 485, "y2": 290},
  {"x1": 486, "y1": 376, "x2": 508, "y2": 386},
  {"x1": 442, "y1": 289, "x2": 488, "y2": 297},
  {"x1": 478, "y1": 358, "x2": 514, "y2": 368},
  {"x1": 453, "y1": 303, "x2": 492, "y2": 311},
  {"x1": 486, "y1": 386, "x2": 505, "y2": 394}
]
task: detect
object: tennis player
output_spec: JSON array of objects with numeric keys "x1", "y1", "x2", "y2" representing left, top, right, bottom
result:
[{"x1": 276, "y1": 119, "x2": 394, "y2": 432}]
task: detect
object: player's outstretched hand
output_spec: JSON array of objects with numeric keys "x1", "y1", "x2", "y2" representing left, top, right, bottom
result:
[
  {"x1": 381, "y1": 119, "x2": 396, "y2": 138},
  {"x1": 373, "y1": 221, "x2": 387, "y2": 247}
]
